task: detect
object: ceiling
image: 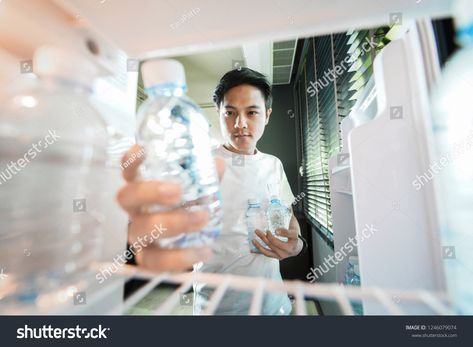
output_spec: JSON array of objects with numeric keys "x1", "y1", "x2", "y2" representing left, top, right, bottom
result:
[
  {"x1": 173, "y1": 47, "x2": 245, "y2": 85},
  {"x1": 272, "y1": 39, "x2": 297, "y2": 85},
  {"x1": 57, "y1": 0, "x2": 453, "y2": 59},
  {"x1": 172, "y1": 38, "x2": 298, "y2": 105},
  {"x1": 172, "y1": 47, "x2": 245, "y2": 108}
]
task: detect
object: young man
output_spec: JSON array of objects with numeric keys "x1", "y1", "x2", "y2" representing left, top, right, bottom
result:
[
  {"x1": 193, "y1": 68, "x2": 303, "y2": 315},
  {"x1": 117, "y1": 68, "x2": 303, "y2": 315}
]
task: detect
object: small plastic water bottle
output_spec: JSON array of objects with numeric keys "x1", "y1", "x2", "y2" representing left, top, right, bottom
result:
[
  {"x1": 349, "y1": 265, "x2": 361, "y2": 286},
  {"x1": 266, "y1": 195, "x2": 290, "y2": 242},
  {"x1": 344, "y1": 256, "x2": 359, "y2": 285},
  {"x1": 137, "y1": 59, "x2": 223, "y2": 248},
  {"x1": 245, "y1": 199, "x2": 268, "y2": 253},
  {"x1": 349, "y1": 265, "x2": 363, "y2": 315}
]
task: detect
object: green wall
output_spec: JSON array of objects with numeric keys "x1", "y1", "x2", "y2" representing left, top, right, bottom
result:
[{"x1": 257, "y1": 84, "x2": 299, "y2": 199}]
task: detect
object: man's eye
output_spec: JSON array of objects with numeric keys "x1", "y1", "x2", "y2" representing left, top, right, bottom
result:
[
  {"x1": 225, "y1": 111, "x2": 234, "y2": 117},
  {"x1": 248, "y1": 111, "x2": 258, "y2": 116}
]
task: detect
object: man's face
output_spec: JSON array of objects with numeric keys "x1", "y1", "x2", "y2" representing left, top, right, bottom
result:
[{"x1": 218, "y1": 84, "x2": 272, "y2": 154}]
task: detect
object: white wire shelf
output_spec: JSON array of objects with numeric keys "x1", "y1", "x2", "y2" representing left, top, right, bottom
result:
[
  {"x1": 0, "y1": 263, "x2": 455, "y2": 315},
  {"x1": 100, "y1": 264, "x2": 456, "y2": 316}
]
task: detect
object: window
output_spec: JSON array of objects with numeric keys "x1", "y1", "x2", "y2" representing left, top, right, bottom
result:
[{"x1": 294, "y1": 28, "x2": 392, "y2": 241}]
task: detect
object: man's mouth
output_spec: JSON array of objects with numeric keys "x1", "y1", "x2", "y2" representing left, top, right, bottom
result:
[{"x1": 234, "y1": 134, "x2": 251, "y2": 138}]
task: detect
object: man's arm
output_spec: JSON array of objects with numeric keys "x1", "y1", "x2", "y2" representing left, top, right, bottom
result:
[{"x1": 288, "y1": 208, "x2": 301, "y2": 236}]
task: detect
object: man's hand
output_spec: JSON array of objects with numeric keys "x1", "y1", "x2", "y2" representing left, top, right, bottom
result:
[
  {"x1": 252, "y1": 226, "x2": 303, "y2": 260},
  {"x1": 116, "y1": 144, "x2": 225, "y2": 272}
]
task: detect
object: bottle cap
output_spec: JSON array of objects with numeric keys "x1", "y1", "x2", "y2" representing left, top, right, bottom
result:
[
  {"x1": 141, "y1": 59, "x2": 186, "y2": 89},
  {"x1": 34, "y1": 46, "x2": 99, "y2": 88},
  {"x1": 270, "y1": 195, "x2": 280, "y2": 202},
  {"x1": 453, "y1": 0, "x2": 473, "y2": 45}
]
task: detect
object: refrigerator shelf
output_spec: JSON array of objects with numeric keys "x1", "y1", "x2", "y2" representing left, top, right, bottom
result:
[{"x1": 107, "y1": 264, "x2": 455, "y2": 316}]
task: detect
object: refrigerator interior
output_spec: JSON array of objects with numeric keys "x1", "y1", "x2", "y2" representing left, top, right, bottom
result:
[{"x1": 0, "y1": 0, "x2": 465, "y2": 315}]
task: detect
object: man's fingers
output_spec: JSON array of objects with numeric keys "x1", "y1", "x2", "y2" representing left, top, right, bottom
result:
[
  {"x1": 129, "y1": 209, "x2": 209, "y2": 240},
  {"x1": 121, "y1": 144, "x2": 145, "y2": 182},
  {"x1": 117, "y1": 181, "x2": 182, "y2": 214},
  {"x1": 252, "y1": 240, "x2": 280, "y2": 259},
  {"x1": 215, "y1": 156, "x2": 225, "y2": 182},
  {"x1": 265, "y1": 231, "x2": 292, "y2": 252},
  {"x1": 255, "y1": 229, "x2": 283, "y2": 248},
  {"x1": 255, "y1": 229, "x2": 269, "y2": 244},
  {"x1": 135, "y1": 246, "x2": 212, "y2": 272},
  {"x1": 255, "y1": 230, "x2": 286, "y2": 257},
  {"x1": 274, "y1": 228, "x2": 298, "y2": 240},
  {"x1": 255, "y1": 229, "x2": 290, "y2": 257}
]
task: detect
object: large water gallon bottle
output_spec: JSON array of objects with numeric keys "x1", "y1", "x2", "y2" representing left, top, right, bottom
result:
[
  {"x1": 245, "y1": 199, "x2": 268, "y2": 253},
  {"x1": 266, "y1": 195, "x2": 290, "y2": 242},
  {"x1": 0, "y1": 46, "x2": 109, "y2": 313},
  {"x1": 136, "y1": 59, "x2": 222, "y2": 248},
  {"x1": 349, "y1": 265, "x2": 363, "y2": 315},
  {"x1": 430, "y1": 0, "x2": 473, "y2": 314}
]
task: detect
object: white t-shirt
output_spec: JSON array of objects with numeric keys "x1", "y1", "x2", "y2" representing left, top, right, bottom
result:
[{"x1": 193, "y1": 144, "x2": 295, "y2": 315}]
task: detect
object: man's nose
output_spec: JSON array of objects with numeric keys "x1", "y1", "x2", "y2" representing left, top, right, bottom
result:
[{"x1": 234, "y1": 114, "x2": 248, "y2": 129}]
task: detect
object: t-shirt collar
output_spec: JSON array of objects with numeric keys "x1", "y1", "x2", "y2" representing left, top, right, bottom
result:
[{"x1": 217, "y1": 144, "x2": 263, "y2": 160}]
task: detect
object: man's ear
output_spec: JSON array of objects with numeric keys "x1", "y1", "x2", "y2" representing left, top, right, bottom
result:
[{"x1": 265, "y1": 108, "x2": 272, "y2": 125}]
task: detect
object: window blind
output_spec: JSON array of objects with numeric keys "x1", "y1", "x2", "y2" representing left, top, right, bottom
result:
[{"x1": 295, "y1": 27, "x2": 391, "y2": 239}]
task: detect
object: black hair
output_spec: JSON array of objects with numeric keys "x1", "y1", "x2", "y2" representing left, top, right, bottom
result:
[{"x1": 212, "y1": 67, "x2": 272, "y2": 110}]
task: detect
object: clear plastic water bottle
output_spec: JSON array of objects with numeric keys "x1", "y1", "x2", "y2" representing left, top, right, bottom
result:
[
  {"x1": 430, "y1": 0, "x2": 473, "y2": 314},
  {"x1": 349, "y1": 265, "x2": 363, "y2": 315},
  {"x1": 344, "y1": 256, "x2": 359, "y2": 285},
  {"x1": 0, "y1": 46, "x2": 108, "y2": 312},
  {"x1": 266, "y1": 195, "x2": 290, "y2": 242},
  {"x1": 245, "y1": 199, "x2": 268, "y2": 253},
  {"x1": 137, "y1": 59, "x2": 222, "y2": 248},
  {"x1": 349, "y1": 265, "x2": 361, "y2": 286}
]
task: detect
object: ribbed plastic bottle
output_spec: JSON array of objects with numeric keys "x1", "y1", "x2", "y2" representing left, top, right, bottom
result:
[
  {"x1": 0, "y1": 46, "x2": 109, "y2": 312},
  {"x1": 136, "y1": 59, "x2": 222, "y2": 248}
]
